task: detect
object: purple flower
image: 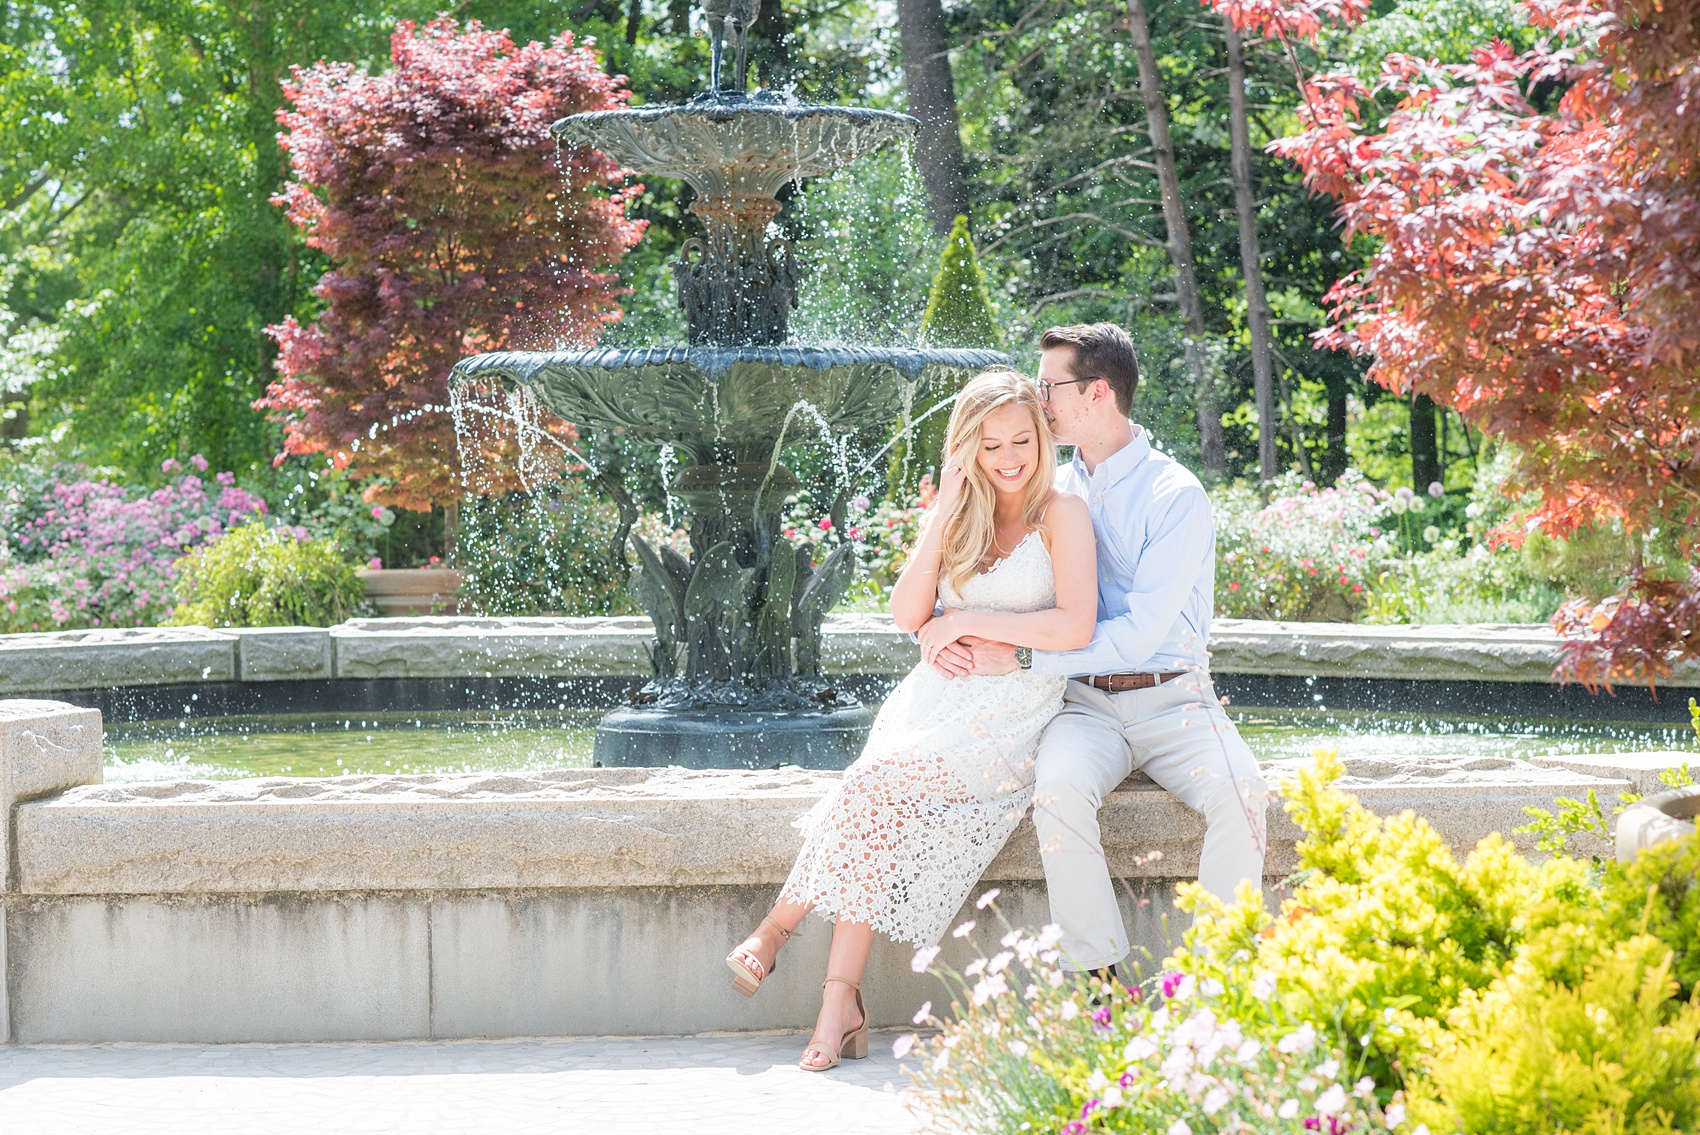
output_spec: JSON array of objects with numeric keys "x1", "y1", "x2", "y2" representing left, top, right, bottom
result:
[
  {"x1": 1091, "y1": 1006, "x2": 1112, "y2": 1030},
  {"x1": 1160, "y1": 971, "x2": 1184, "y2": 998},
  {"x1": 1081, "y1": 1099, "x2": 1100, "y2": 1118}
]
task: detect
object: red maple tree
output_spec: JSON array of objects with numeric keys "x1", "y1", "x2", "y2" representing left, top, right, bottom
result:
[
  {"x1": 1217, "y1": 0, "x2": 1699, "y2": 686},
  {"x1": 258, "y1": 18, "x2": 645, "y2": 511}
]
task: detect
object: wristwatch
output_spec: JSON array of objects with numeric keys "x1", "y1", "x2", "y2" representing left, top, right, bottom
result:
[{"x1": 1015, "y1": 645, "x2": 1033, "y2": 670}]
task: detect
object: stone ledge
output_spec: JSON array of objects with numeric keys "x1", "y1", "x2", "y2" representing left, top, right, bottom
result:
[
  {"x1": 6, "y1": 614, "x2": 1699, "y2": 693},
  {"x1": 0, "y1": 700, "x2": 104, "y2": 889},
  {"x1": 230, "y1": 627, "x2": 333, "y2": 681},
  {"x1": 15, "y1": 757, "x2": 1630, "y2": 896},
  {"x1": 0, "y1": 626, "x2": 236, "y2": 694}
]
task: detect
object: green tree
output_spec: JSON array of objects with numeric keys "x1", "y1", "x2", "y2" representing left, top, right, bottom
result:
[{"x1": 889, "y1": 214, "x2": 1002, "y2": 492}]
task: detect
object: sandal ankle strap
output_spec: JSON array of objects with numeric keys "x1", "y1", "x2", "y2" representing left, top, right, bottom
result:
[
  {"x1": 822, "y1": 974, "x2": 860, "y2": 991},
  {"x1": 762, "y1": 915, "x2": 799, "y2": 940}
]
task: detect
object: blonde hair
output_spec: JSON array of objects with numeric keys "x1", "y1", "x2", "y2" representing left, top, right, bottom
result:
[{"x1": 938, "y1": 368, "x2": 1056, "y2": 590}]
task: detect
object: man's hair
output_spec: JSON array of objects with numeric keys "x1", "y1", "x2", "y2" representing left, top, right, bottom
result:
[{"x1": 1039, "y1": 323, "x2": 1139, "y2": 416}]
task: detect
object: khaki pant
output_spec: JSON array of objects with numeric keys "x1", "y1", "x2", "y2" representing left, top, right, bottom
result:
[{"x1": 1032, "y1": 674, "x2": 1268, "y2": 970}]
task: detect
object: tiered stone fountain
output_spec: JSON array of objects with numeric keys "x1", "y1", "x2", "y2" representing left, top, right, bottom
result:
[{"x1": 450, "y1": 8, "x2": 1004, "y2": 769}]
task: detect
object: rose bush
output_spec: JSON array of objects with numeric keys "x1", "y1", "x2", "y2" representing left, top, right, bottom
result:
[{"x1": 0, "y1": 456, "x2": 267, "y2": 632}]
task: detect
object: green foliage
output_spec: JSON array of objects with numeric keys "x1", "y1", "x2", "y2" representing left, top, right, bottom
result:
[
  {"x1": 1604, "y1": 831, "x2": 1700, "y2": 1000},
  {"x1": 1411, "y1": 936, "x2": 1700, "y2": 1135},
  {"x1": 455, "y1": 479, "x2": 638, "y2": 617},
  {"x1": 889, "y1": 216, "x2": 1002, "y2": 492},
  {"x1": 166, "y1": 520, "x2": 366, "y2": 628}
]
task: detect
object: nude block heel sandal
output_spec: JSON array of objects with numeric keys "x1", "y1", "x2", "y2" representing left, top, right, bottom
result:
[
  {"x1": 800, "y1": 976, "x2": 868, "y2": 1071},
  {"x1": 725, "y1": 916, "x2": 797, "y2": 997}
]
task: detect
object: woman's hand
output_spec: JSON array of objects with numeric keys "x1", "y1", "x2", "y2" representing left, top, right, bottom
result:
[
  {"x1": 936, "y1": 453, "x2": 968, "y2": 511},
  {"x1": 918, "y1": 609, "x2": 978, "y2": 664}
]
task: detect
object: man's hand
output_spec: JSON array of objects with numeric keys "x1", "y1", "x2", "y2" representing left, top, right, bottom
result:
[
  {"x1": 929, "y1": 640, "x2": 973, "y2": 678},
  {"x1": 961, "y1": 636, "x2": 1019, "y2": 676}
]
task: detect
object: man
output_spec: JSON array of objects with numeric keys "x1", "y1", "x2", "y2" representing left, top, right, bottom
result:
[{"x1": 934, "y1": 322, "x2": 1268, "y2": 974}]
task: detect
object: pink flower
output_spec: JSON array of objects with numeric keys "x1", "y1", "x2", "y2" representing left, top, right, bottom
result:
[{"x1": 368, "y1": 557, "x2": 383, "y2": 570}]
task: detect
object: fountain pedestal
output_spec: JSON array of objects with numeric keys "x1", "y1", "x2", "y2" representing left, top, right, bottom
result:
[{"x1": 593, "y1": 703, "x2": 874, "y2": 769}]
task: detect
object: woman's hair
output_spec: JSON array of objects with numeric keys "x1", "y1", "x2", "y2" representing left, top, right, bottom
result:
[{"x1": 937, "y1": 368, "x2": 1056, "y2": 591}]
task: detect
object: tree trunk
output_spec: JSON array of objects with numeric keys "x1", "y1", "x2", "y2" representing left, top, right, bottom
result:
[
  {"x1": 1322, "y1": 371, "x2": 1349, "y2": 485},
  {"x1": 1127, "y1": 0, "x2": 1225, "y2": 476},
  {"x1": 1224, "y1": 18, "x2": 1277, "y2": 482},
  {"x1": 897, "y1": 0, "x2": 970, "y2": 234},
  {"x1": 1411, "y1": 393, "x2": 1441, "y2": 491}
]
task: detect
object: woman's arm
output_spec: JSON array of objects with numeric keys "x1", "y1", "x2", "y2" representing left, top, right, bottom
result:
[
  {"x1": 916, "y1": 492, "x2": 1096, "y2": 657},
  {"x1": 888, "y1": 458, "x2": 967, "y2": 634}
]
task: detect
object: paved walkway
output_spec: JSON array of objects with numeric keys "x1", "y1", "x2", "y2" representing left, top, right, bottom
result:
[{"x1": 0, "y1": 1032, "x2": 925, "y2": 1134}]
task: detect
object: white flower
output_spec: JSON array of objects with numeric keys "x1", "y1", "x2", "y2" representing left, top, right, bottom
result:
[
  {"x1": 1088, "y1": 1070, "x2": 1108, "y2": 1091},
  {"x1": 1385, "y1": 1102, "x2": 1407, "y2": 1129},
  {"x1": 912, "y1": 1001, "x2": 932, "y2": 1025},
  {"x1": 1277, "y1": 1022, "x2": 1318, "y2": 1054},
  {"x1": 1409, "y1": 495, "x2": 1427, "y2": 513},
  {"x1": 952, "y1": 920, "x2": 976, "y2": 939},
  {"x1": 971, "y1": 973, "x2": 1008, "y2": 1006},
  {"x1": 1203, "y1": 1086, "x2": 1231, "y2": 1114},
  {"x1": 1167, "y1": 1120, "x2": 1192, "y2": 1135},
  {"x1": 1171, "y1": 974, "x2": 1197, "y2": 1002},
  {"x1": 1001, "y1": 928, "x2": 1024, "y2": 948},
  {"x1": 1278, "y1": 1099, "x2": 1300, "y2": 1119},
  {"x1": 1046, "y1": 968, "x2": 1065, "y2": 988},
  {"x1": 1412, "y1": 1124, "x2": 1429, "y2": 1135},
  {"x1": 1059, "y1": 1000, "x2": 1079, "y2": 1021},
  {"x1": 1250, "y1": 973, "x2": 1277, "y2": 1000},
  {"x1": 1394, "y1": 486, "x2": 1414, "y2": 502},
  {"x1": 976, "y1": 888, "x2": 1001, "y2": 909},
  {"x1": 987, "y1": 950, "x2": 1015, "y2": 975},
  {"x1": 1355, "y1": 1076, "x2": 1376, "y2": 1099},
  {"x1": 1422, "y1": 525, "x2": 1440, "y2": 543},
  {"x1": 1124, "y1": 1036, "x2": 1158, "y2": 1061},
  {"x1": 963, "y1": 957, "x2": 987, "y2": 977},
  {"x1": 1298, "y1": 1076, "x2": 1318, "y2": 1092},
  {"x1": 1037, "y1": 924, "x2": 1065, "y2": 950},
  {"x1": 1315, "y1": 1057, "x2": 1340, "y2": 1080},
  {"x1": 1389, "y1": 495, "x2": 1409, "y2": 514},
  {"x1": 1233, "y1": 1038, "x2": 1262, "y2": 1063},
  {"x1": 1316, "y1": 1084, "x2": 1349, "y2": 1116},
  {"x1": 1102, "y1": 1086, "x2": 1124, "y2": 1108},
  {"x1": 892, "y1": 1033, "x2": 916, "y2": 1059},
  {"x1": 1200, "y1": 977, "x2": 1224, "y2": 998},
  {"x1": 931, "y1": 1050, "x2": 949, "y2": 1072},
  {"x1": 1464, "y1": 502, "x2": 1483, "y2": 519},
  {"x1": 1009, "y1": 1040, "x2": 1028, "y2": 1057},
  {"x1": 911, "y1": 945, "x2": 940, "y2": 973},
  {"x1": 1428, "y1": 481, "x2": 1445, "y2": 497}
]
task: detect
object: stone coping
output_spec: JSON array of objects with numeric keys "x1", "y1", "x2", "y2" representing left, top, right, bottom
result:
[
  {"x1": 13, "y1": 755, "x2": 1636, "y2": 897},
  {"x1": 6, "y1": 615, "x2": 1697, "y2": 696}
]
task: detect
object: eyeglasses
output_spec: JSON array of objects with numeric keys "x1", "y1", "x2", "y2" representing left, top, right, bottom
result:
[{"x1": 1036, "y1": 376, "x2": 1098, "y2": 402}]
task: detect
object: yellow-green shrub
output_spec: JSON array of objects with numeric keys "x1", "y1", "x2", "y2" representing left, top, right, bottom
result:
[{"x1": 166, "y1": 520, "x2": 366, "y2": 627}]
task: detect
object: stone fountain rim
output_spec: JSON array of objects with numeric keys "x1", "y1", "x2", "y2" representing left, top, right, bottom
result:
[
  {"x1": 553, "y1": 101, "x2": 919, "y2": 138},
  {"x1": 452, "y1": 345, "x2": 1011, "y2": 383}
]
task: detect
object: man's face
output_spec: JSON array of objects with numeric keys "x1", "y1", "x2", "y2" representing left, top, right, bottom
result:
[{"x1": 1037, "y1": 346, "x2": 1095, "y2": 444}]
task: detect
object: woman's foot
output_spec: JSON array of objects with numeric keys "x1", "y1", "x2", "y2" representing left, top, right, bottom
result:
[
  {"x1": 726, "y1": 915, "x2": 796, "y2": 996},
  {"x1": 800, "y1": 978, "x2": 867, "y2": 1070}
]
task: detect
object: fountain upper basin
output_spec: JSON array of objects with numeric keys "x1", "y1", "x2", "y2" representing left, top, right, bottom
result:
[{"x1": 554, "y1": 101, "x2": 918, "y2": 198}]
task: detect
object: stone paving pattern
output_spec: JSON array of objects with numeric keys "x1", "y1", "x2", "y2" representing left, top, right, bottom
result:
[{"x1": 0, "y1": 1032, "x2": 923, "y2": 1134}]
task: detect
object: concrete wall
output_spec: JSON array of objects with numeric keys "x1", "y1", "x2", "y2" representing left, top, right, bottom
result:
[{"x1": 5, "y1": 699, "x2": 1692, "y2": 1044}]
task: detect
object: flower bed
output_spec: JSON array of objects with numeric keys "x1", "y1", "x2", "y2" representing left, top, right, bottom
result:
[
  {"x1": 904, "y1": 751, "x2": 1700, "y2": 1134},
  {"x1": 0, "y1": 457, "x2": 267, "y2": 632}
]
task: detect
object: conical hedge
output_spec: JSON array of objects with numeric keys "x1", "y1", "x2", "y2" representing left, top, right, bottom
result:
[{"x1": 890, "y1": 215, "x2": 1003, "y2": 494}]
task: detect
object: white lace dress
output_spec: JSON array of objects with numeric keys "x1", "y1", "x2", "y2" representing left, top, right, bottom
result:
[{"x1": 778, "y1": 531, "x2": 1067, "y2": 946}]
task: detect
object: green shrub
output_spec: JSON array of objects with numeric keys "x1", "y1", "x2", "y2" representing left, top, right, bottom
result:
[
  {"x1": 456, "y1": 480, "x2": 642, "y2": 617},
  {"x1": 889, "y1": 214, "x2": 1003, "y2": 493},
  {"x1": 906, "y1": 750, "x2": 1700, "y2": 1134},
  {"x1": 166, "y1": 520, "x2": 366, "y2": 627}
]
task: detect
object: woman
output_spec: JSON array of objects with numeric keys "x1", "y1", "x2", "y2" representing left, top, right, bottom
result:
[{"x1": 725, "y1": 368, "x2": 1098, "y2": 1071}]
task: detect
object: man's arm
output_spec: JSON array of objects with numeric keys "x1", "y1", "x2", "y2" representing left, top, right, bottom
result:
[{"x1": 1027, "y1": 483, "x2": 1212, "y2": 676}]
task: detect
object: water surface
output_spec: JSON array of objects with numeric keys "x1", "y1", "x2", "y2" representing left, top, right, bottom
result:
[{"x1": 101, "y1": 707, "x2": 1690, "y2": 783}]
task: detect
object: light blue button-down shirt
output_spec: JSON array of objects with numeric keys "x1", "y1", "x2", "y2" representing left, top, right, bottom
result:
[{"x1": 1029, "y1": 426, "x2": 1215, "y2": 677}]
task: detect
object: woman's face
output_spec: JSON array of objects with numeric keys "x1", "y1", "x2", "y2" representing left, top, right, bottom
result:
[{"x1": 974, "y1": 400, "x2": 1041, "y2": 498}]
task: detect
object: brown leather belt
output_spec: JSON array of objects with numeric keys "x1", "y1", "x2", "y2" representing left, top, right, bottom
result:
[{"x1": 1080, "y1": 671, "x2": 1189, "y2": 693}]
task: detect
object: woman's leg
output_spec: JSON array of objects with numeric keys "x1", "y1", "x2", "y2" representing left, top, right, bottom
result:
[
  {"x1": 729, "y1": 897, "x2": 810, "y2": 984},
  {"x1": 801, "y1": 916, "x2": 874, "y2": 1068}
]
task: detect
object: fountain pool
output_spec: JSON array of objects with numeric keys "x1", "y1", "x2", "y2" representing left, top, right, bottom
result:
[{"x1": 99, "y1": 706, "x2": 1693, "y2": 783}]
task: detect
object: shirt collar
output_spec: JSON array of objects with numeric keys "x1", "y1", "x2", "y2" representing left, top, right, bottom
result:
[{"x1": 1071, "y1": 424, "x2": 1150, "y2": 490}]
